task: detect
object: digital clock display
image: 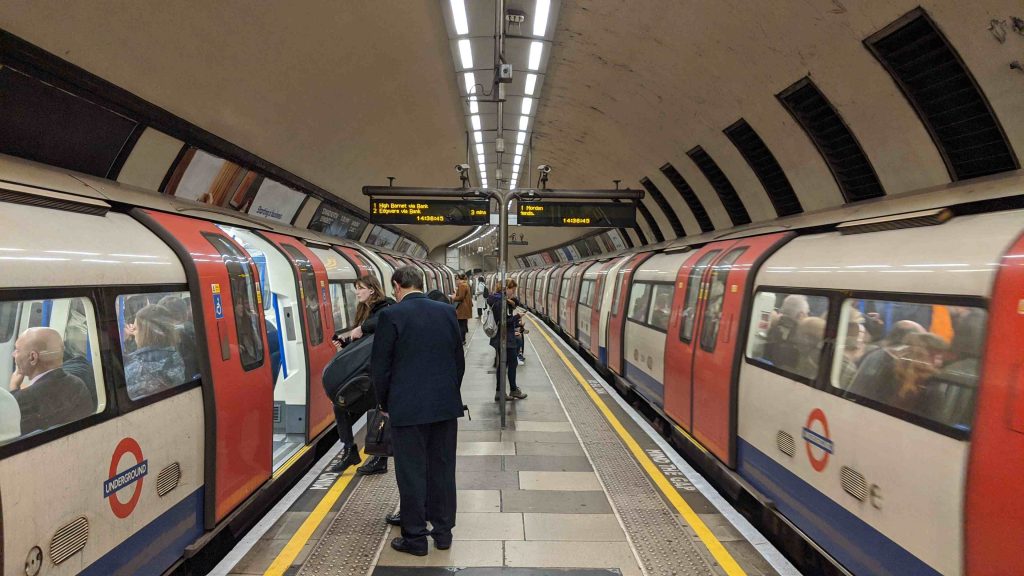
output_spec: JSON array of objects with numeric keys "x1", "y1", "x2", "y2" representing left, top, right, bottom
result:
[
  {"x1": 517, "y1": 201, "x2": 636, "y2": 227},
  {"x1": 370, "y1": 199, "x2": 490, "y2": 225}
]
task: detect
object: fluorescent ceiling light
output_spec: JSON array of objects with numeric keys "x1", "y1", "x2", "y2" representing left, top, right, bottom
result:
[
  {"x1": 515, "y1": 144, "x2": 524, "y2": 156},
  {"x1": 469, "y1": 97, "x2": 478, "y2": 114},
  {"x1": 519, "y1": 116, "x2": 529, "y2": 130},
  {"x1": 476, "y1": 143, "x2": 484, "y2": 154},
  {"x1": 517, "y1": 131, "x2": 526, "y2": 144},
  {"x1": 458, "y1": 39, "x2": 473, "y2": 69},
  {"x1": 514, "y1": 154, "x2": 522, "y2": 164},
  {"x1": 450, "y1": 0, "x2": 468, "y2": 35},
  {"x1": 521, "y1": 98, "x2": 533, "y2": 114},
  {"x1": 534, "y1": 0, "x2": 550, "y2": 36},
  {"x1": 477, "y1": 154, "x2": 486, "y2": 164},
  {"x1": 471, "y1": 115, "x2": 481, "y2": 130},
  {"x1": 528, "y1": 41, "x2": 543, "y2": 70},
  {"x1": 524, "y1": 73, "x2": 537, "y2": 95},
  {"x1": 464, "y1": 73, "x2": 476, "y2": 94},
  {"x1": 474, "y1": 131, "x2": 482, "y2": 143}
]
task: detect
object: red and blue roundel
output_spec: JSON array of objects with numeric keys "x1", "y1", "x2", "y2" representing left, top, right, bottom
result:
[{"x1": 104, "y1": 437, "x2": 148, "y2": 519}]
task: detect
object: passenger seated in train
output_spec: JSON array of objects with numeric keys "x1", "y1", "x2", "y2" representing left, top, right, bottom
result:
[
  {"x1": 836, "y1": 314, "x2": 866, "y2": 389},
  {"x1": 847, "y1": 331, "x2": 948, "y2": 416},
  {"x1": 124, "y1": 304, "x2": 186, "y2": 399},
  {"x1": 764, "y1": 294, "x2": 809, "y2": 371},
  {"x1": 650, "y1": 290, "x2": 671, "y2": 329},
  {"x1": 61, "y1": 340, "x2": 97, "y2": 409},
  {"x1": 158, "y1": 295, "x2": 201, "y2": 380},
  {"x1": 9, "y1": 327, "x2": 93, "y2": 434},
  {"x1": 791, "y1": 316, "x2": 825, "y2": 379},
  {"x1": 926, "y1": 309, "x2": 986, "y2": 428}
]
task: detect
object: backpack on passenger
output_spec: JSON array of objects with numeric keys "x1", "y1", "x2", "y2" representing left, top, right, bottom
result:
[{"x1": 482, "y1": 307, "x2": 498, "y2": 338}]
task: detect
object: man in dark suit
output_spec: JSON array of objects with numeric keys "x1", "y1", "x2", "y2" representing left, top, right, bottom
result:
[
  {"x1": 371, "y1": 265, "x2": 465, "y2": 556},
  {"x1": 10, "y1": 327, "x2": 94, "y2": 434}
]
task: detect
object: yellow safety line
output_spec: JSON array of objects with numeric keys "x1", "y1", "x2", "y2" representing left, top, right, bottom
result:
[
  {"x1": 529, "y1": 318, "x2": 747, "y2": 576},
  {"x1": 263, "y1": 449, "x2": 366, "y2": 576},
  {"x1": 271, "y1": 444, "x2": 312, "y2": 480}
]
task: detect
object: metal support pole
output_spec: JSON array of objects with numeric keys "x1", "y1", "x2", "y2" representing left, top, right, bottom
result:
[{"x1": 496, "y1": 190, "x2": 509, "y2": 427}]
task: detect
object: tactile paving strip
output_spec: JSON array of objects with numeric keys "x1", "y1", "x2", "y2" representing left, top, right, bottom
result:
[
  {"x1": 297, "y1": 469, "x2": 400, "y2": 576},
  {"x1": 529, "y1": 328, "x2": 722, "y2": 576}
]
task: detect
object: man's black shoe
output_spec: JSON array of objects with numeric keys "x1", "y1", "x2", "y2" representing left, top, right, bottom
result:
[
  {"x1": 433, "y1": 535, "x2": 452, "y2": 550},
  {"x1": 356, "y1": 456, "x2": 388, "y2": 476},
  {"x1": 390, "y1": 537, "x2": 427, "y2": 556},
  {"x1": 385, "y1": 512, "x2": 401, "y2": 526}
]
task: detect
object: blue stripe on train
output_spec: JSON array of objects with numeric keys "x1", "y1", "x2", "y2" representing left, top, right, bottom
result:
[
  {"x1": 625, "y1": 360, "x2": 664, "y2": 408},
  {"x1": 598, "y1": 346, "x2": 607, "y2": 366},
  {"x1": 736, "y1": 439, "x2": 942, "y2": 576},
  {"x1": 81, "y1": 487, "x2": 204, "y2": 576}
]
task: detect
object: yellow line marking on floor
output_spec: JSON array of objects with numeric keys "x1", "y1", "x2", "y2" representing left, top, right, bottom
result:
[
  {"x1": 529, "y1": 317, "x2": 747, "y2": 576},
  {"x1": 272, "y1": 444, "x2": 312, "y2": 480},
  {"x1": 264, "y1": 450, "x2": 366, "y2": 576}
]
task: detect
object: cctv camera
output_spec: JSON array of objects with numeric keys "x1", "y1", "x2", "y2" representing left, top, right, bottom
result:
[
  {"x1": 455, "y1": 164, "x2": 470, "y2": 172},
  {"x1": 537, "y1": 164, "x2": 551, "y2": 173}
]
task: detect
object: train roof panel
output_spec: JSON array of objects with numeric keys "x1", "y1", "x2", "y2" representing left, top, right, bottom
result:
[
  {"x1": 634, "y1": 252, "x2": 693, "y2": 283},
  {"x1": 0, "y1": 203, "x2": 185, "y2": 288},
  {"x1": 755, "y1": 209, "x2": 1024, "y2": 297}
]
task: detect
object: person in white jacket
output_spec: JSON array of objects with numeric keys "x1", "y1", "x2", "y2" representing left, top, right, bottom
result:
[{"x1": 473, "y1": 276, "x2": 488, "y2": 319}]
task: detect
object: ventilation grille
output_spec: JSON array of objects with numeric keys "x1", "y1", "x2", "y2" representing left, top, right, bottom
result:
[
  {"x1": 841, "y1": 466, "x2": 869, "y2": 502},
  {"x1": 157, "y1": 462, "x2": 182, "y2": 497},
  {"x1": 0, "y1": 183, "x2": 110, "y2": 216},
  {"x1": 273, "y1": 403, "x2": 283, "y2": 423},
  {"x1": 636, "y1": 202, "x2": 664, "y2": 243},
  {"x1": 867, "y1": 9, "x2": 1018, "y2": 180},
  {"x1": 778, "y1": 78, "x2": 885, "y2": 203},
  {"x1": 724, "y1": 120, "x2": 803, "y2": 217},
  {"x1": 640, "y1": 178, "x2": 686, "y2": 237},
  {"x1": 838, "y1": 208, "x2": 952, "y2": 235},
  {"x1": 776, "y1": 430, "x2": 796, "y2": 457},
  {"x1": 50, "y1": 516, "x2": 89, "y2": 565},
  {"x1": 686, "y1": 147, "x2": 751, "y2": 226},
  {"x1": 660, "y1": 163, "x2": 714, "y2": 232}
]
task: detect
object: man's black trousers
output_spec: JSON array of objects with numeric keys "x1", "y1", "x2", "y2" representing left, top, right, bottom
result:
[{"x1": 391, "y1": 418, "x2": 458, "y2": 549}]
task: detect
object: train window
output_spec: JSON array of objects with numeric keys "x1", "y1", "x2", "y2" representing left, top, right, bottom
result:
[
  {"x1": 328, "y1": 281, "x2": 357, "y2": 333},
  {"x1": 204, "y1": 234, "x2": 266, "y2": 371},
  {"x1": 559, "y1": 276, "x2": 571, "y2": 304},
  {"x1": 580, "y1": 279, "x2": 595, "y2": 307},
  {"x1": 611, "y1": 268, "x2": 627, "y2": 314},
  {"x1": 116, "y1": 291, "x2": 200, "y2": 401},
  {"x1": 745, "y1": 290, "x2": 830, "y2": 381},
  {"x1": 679, "y1": 250, "x2": 721, "y2": 343},
  {"x1": 699, "y1": 248, "x2": 746, "y2": 352},
  {"x1": 648, "y1": 283, "x2": 675, "y2": 332},
  {"x1": 627, "y1": 283, "x2": 652, "y2": 323},
  {"x1": 282, "y1": 245, "x2": 325, "y2": 346},
  {"x1": 834, "y1": 298, "x2": 987, "y2": 434},
  {"x1": 1, "y1": 297, "x2": 105, "y2": 445}
]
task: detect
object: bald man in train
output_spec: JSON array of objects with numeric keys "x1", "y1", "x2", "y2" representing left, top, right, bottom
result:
[{"x1": 10, "y1": 327, "x2": 93, "y2": 434}]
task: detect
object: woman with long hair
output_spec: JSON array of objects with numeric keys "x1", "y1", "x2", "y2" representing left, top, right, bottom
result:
[
  {"x1": 487, "y1": 279, "x2": 528, "y2": 401},
  {"x1": 327, "y1": 273, "x2": 395, "y2": 474}
]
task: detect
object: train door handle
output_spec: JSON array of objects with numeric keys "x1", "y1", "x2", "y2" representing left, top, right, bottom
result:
[
  {"x1": 722, "y1": 314, "x2": 734, "y2": 343},
  {"x1": 217, "y1": 322, "x2": 230, "y2": 361}
]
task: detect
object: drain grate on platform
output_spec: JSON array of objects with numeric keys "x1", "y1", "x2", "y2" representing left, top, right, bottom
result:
[
  {"x1": 529, "y1": 331, "x2": 720, "y2": 576},
  {"x1": 297, "y1": 469, "x2": 400, "y2": 576}
]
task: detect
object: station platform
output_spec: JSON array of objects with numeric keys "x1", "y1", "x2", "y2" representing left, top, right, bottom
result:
[{"x1": 209, "y1": 315, "x2": 798, "y2": 576}]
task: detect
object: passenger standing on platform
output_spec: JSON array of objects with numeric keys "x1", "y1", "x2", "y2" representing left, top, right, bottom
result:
[
  {"x1": 488, "y1": 279, "x2": 528, "y2": 401},
  {"x1": 451, "y1": 273, "x2": 472, "y2": 345},
  {"x1": 327, "y1": 274, "x2": 394, "y2": 475},
  {"x1": 371, "y1": 265, "x2": 465, "y2": 556},
  {"x1": 474, "y1": 276, "x2": 488, "y2": 319}
]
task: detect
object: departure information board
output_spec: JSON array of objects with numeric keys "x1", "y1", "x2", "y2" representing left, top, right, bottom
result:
[
  {"x1": 517, "y1": 201, "x2": 636, "y2": 227},
  {"x1": 370, "y1": 199, "x2": 490, "y2": 225}
]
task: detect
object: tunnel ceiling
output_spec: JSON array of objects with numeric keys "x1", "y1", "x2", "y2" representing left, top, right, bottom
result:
[{"x1": 0, "y1": 0, "x2": 1021, "y2": 258}]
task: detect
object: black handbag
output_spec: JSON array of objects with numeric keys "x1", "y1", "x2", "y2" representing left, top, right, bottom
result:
[{"x1": 364, "y1": 408, "x2": 392, "y2": 456}]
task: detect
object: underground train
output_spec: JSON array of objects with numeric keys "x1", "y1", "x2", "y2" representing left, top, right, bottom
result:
[
  {"x1": 0, "y1": 154, "x2": 455, "y2": 576},
  {"x1": 515, "y1": 171, "x2": 1024, "y2": 576}
]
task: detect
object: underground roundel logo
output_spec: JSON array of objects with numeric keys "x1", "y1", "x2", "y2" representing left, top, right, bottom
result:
[
  {"x1": 104, "y1": 437, "x2": 148, "y2": 518},
  {"x1": 802, "y1": 408, "x2": 834, "y2": 472}
]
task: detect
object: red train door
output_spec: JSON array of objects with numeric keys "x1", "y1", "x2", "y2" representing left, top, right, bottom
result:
[
  {"x1": 547, "y1": 265, "x2": 568, "y2": 321},
  {"x1": 257, "y1": 232, "x2": 336, "y2": 440},
  {"x1": 565, "y1": 265, "x2": 583, "y2": 337},
  {"x1": 966, "y1": 231, "x2": 1024, "y2": 575},
  {"x1": 607, "y1": 252, "x2": 654, "y2": 376},
  {"x1": 663, "y1": 245, "x2": 732, "y2": 431},
  {"x1": 133, "y1": 209, "x2": 274, "y2": 525},
  {"x1": 668, "y1": 233, "x2": 790, "y2": 466},
  {"x1": 590, "y1": 259, "x2": 619, "y2": 360},
  {"x1": 334, "y1": 246, "x2": 373, "y2": 278}
]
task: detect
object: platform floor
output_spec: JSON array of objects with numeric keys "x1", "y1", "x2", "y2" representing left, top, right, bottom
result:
[{"x1": 212, "y1": 315, "x2": 796, "y2": 576}]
